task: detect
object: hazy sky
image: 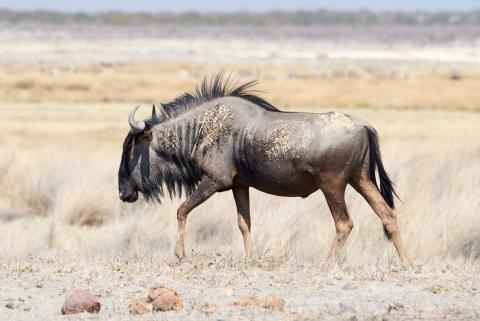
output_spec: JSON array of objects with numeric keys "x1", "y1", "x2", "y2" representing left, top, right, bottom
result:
[{"x1": 0, "y1": 0, "x2": 478, "y2": 12}]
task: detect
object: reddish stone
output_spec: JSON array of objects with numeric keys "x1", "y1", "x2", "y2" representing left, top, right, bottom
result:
[
  {"x1": 61, "y1": 289, "x2": 101, "y2": 315},
  {"x1": 148, "y1": 285, "x2": 182, "y2": 312}
]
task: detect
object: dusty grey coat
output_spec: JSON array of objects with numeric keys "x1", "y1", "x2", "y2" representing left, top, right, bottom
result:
[{"x1": 118, "y1": 74, "x2": 410, "y2": 265}]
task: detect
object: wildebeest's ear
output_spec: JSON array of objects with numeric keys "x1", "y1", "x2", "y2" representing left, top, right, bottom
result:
[{"x1": 152, "y1": 104, "x2": 157, "y2": 119}]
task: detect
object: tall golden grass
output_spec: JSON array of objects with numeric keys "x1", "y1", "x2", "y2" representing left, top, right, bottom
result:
[{"x1": 0, "y1": 103, "x2": 478, "y2": 265}]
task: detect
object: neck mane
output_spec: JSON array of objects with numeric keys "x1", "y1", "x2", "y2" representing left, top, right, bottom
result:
[
  {"x1": 148, "y1": 72, "x2": 280, "y2": 126},
  {"x1": 141, "y1": 73, "x2": 279, "y2": 203}
]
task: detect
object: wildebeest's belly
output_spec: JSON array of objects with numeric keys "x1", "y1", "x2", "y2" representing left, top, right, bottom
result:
[{"x1": 244, "y1": 163, "x2": 319, "y2": 197}]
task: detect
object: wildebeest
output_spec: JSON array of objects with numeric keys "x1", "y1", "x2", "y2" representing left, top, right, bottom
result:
[{"x1": 118, "y1": 74, "x2": 410, "y2": 266}]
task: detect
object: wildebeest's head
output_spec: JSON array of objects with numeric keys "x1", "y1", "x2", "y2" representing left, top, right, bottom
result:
[
  {"x1": 118, "y1": 103, "x2": 202, "y2": 204},
  {"x1": 118, "y1": 105, "x2": 157, "y2": 203},
  {"x1": 118, "y1": 73, "x2": 275, "y2": 203}
]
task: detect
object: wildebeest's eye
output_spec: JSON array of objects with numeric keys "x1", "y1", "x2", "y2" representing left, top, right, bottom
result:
[{"x1": 141, "y1": 131, "x2": 153, "y2": 143}]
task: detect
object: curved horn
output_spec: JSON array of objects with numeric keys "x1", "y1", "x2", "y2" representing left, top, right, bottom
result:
[{"x1": 128, "y1": 105, "x2": 145, "y2": 133}]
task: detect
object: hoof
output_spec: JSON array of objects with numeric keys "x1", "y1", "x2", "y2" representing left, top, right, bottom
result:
[
  {"x1": 399, "y1": 257, "x2": 413, "y2": 270},
  {"x1": 320, "y1": 260, "x2": 336, "y2": 272},
  {"x1": 320, "y1": 264, "x2": 333, "y2": 272},
  {"x1": 174, "y1": 253, "x2": 185, "y2": 262},
  {"x1": 401, "y1": 262, "x2": 415, "y2": 271},
  {"x1": 174, "y1": 242, "x2": 185, "y2": 261},
  {"x1": 243, "y1": 256, "x2": 254, "y2": 266}
]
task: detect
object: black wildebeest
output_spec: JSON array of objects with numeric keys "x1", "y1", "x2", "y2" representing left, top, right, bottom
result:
[{"x1": 118, "y1": 74, "x2": 410, "y2": 266}]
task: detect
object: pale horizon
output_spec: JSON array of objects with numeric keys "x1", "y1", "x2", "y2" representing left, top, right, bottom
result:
[{"x1": 0, "y1": 0, "x2": 478, "y2": 13}]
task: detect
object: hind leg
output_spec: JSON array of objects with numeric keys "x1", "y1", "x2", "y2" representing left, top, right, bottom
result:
[
  {"x1": 323, "y1": 185, "x2": 354, "y2": 266},
  {"x1": 353, "y1": 177, "x2": 411, "y2": 266}
]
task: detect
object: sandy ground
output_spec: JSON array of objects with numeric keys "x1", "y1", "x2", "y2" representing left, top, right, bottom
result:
[{"x1": 1, "y1": 255, "x2": 479, "y2": 321}]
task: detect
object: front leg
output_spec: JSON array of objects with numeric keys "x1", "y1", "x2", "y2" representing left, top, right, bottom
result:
[
  {"x1": 174, "y1": 177, "x2": 219, "y2": 260},
  {"x1": 232, "y1": 187, "x2": 252, "y2": 259}
]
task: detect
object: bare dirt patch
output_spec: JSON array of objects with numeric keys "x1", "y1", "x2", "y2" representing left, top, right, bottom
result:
[{"x1": 0, "y1": 255, "x2": 479, "y2": 321}]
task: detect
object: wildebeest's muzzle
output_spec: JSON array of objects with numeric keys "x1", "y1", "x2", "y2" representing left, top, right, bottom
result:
[{"x1": 118, "y1": 182, "x2": 138, "y2": 203}]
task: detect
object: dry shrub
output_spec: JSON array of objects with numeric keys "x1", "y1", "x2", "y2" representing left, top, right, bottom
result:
[
  {"x1": 0, "y1": 146, "x2": 60, "y2": 216},
  {"x1": 65, "y1": 83, "x2": 90, "y2": 92},
  {"x1": 54, "y1": 183, "x2": 114, "y2": 226},
  {"x1": 52, "y1": 162, "x2": 118, "y2": 226},
  {"x1": 0, "y1": 145, "x2": 117, "y2": 226},
  {"x1": 14, "y1": 79, "x2": 35, "y2": 89}
]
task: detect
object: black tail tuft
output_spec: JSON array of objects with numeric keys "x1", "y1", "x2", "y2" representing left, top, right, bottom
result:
[{"x1": 366, "y1": 127, "x2": 399, "y2": 240}]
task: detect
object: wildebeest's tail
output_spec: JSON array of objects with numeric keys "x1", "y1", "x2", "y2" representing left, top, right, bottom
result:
[{"x1": 366, "y1": 126, "x2": 399, "y2": 239}]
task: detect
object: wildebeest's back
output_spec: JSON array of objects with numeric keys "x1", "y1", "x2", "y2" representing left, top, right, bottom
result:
[{"x1": 229, "y1": 104, "x2": 369, "y2": 197}]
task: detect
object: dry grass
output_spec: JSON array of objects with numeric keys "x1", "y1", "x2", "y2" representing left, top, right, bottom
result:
[
  {"x1": 0, "y1": 103, "x2": 479, "y2": 265},
  {"x1": 1, "y1": 61, "x2": 480, "y2": 111}
]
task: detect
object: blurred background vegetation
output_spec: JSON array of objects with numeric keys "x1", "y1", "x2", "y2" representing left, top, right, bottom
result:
[{"x1": 1, "y1": 9, "x2": 480, "y2": 26}]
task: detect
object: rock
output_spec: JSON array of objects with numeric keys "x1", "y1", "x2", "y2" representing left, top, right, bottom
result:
[
  {"x1": 232, "y1": 295, "x2": 284, "y2": 310},
  {"x1": 199, "y1": 303, "x2": 217, "y2": 315},
  {"x1": 262, "y1": 295, "x2": 284, "y2": 310},
  {"x1": 147, "y1": 285, "x2": 182, "y2": 312},
  {"x1": 427, "y1": 285, "x2": 442, "y2": 294},
  {"x1": 5, "y1": 298, "x2": 24, "y2": 310},
  {"x1": 232, "y1": 295, "x2": 259, "y2": 308},
  {"x1": 224, "y1": 288, "x2": 235, "y2": 296},
  {"x1": 342, "y1": 283, "x2": 357, "y2": 290},
  {"x1": 388, "y1": 302, "x2": 404, "y2": 313},
  {"x1": 128, "y1": 299, "x2": 150, "y2": 315},
  {"x1": 61, "y1": 289, "x2": 101, "y2": 315},
  {"x1": 339, "y1": 302, "x2": 355, "y2": 313}
]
